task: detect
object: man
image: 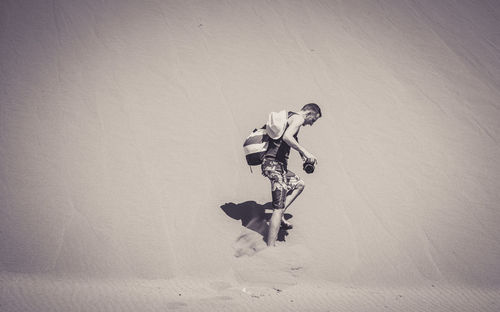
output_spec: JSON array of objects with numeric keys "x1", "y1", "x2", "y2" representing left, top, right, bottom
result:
[{"x1": 261, "y1": 103, "x2": 321, "y2": 246}]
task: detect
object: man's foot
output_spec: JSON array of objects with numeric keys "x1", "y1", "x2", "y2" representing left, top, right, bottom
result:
[{"x1": 280, "y1": 219, "x2": 293, "y2": 230}]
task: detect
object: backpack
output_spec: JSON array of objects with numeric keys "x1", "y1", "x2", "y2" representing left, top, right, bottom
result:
[
  {"x1": 243, "y1": 110, "x2": 288, "y2": 167},
  {"x1": 243, "y1": 127, "x2": 268, "y2": 166}
]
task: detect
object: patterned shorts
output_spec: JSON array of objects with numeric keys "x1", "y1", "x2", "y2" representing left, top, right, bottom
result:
[{"x1": 261, "y1": 158, "x2": 304, "y2": 209}]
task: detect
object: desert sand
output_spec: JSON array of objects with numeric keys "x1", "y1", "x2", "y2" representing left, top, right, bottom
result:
[{"x1": 1, "y1": 0, "x2": 500, "y2": 311}]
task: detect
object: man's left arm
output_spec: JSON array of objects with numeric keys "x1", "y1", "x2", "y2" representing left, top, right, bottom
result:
[
  {"x1": 295, "y1": 133, "x2": 306, "y2": 161},
  {"x1": 298, "y1": 150, "x2": 306, "y2": 161},
  {"x1": 283, "y1": 115, "x2": 316, "y2": 162}
]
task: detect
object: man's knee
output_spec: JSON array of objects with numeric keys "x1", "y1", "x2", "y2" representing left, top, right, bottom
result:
[{"x1": 296, "y1": 179, "x2": 305, "y2": 191}]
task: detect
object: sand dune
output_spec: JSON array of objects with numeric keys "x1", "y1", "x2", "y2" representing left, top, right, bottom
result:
[{"x1": 1, "y1": 0, "x2": 499, "y2": 310}]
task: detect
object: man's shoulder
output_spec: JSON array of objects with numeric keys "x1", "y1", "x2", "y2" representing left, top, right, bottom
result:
[
  {"x1": 287, "y1": 113, "x2": 304, "y2": 125},
  {"x1": 284, "y1": 113, "x2": 303, "y2": 138}
]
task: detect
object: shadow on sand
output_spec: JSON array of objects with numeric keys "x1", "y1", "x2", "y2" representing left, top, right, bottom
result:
[{"x1": 220, "y1": 201, "x2": 292, "y2": 244}]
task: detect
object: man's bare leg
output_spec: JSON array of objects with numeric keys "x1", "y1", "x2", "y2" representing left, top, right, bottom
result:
[
  {"x1": 267, "y1": 208, "x2": 284, "y2": 246},
  {"x1": 282, "y1": 183, "x2": 305, "y2": 225},
  {"x1": 268, "y1": 184, "x2": 304, "y2": 246},
  {"x1": 284, "y1": 183, "x2": 305, "y2": 211}
]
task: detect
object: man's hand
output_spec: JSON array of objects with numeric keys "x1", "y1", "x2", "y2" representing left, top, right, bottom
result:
[{"x1": 302, "y1": 151, "x2": 317, "y2": 165}]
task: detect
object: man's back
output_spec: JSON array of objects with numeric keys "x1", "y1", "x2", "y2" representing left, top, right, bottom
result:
[{"x1": 263, "y1": 112, "x2": 301, "y2": 165}]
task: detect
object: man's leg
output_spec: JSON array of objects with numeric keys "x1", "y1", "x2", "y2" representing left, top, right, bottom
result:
[
  {"x1": 267, "y1": 179, "x2": 287, "y2": 246},
  {"x1": 281, "y1": 173, "x2": 305, "y2": 227},
  {"x1": 261, "y1": 160, "x2": 288, "y2": 246},
  {"x1": 267, "y1": 208, "x2": 284, "y2": 246},
  {"x1": 284, "y1": 181, "x2": 305, "y2": 210},
  {"x1": 269, "y1": 183, "x2": 304, "y2": 242}
]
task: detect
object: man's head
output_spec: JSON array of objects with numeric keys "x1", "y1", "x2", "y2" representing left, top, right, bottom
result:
[{"x1": 301, "y1": 103, "x2": 322, "y2": 126}]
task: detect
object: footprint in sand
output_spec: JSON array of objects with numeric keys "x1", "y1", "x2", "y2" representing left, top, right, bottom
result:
[
  {"x1": 166, "y1": 301, "x2": 187, "y2": 309},
  {"x1": 233, "y1": 231, "x2": 267, "y2": 257},
  {"x1": 233, "y1": 218, "x2": 268, "y2": 257}
]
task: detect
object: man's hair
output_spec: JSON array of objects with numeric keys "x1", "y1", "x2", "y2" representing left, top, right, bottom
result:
[{"x1": 301, "y1": 103, "x2": 322, "y2": 117}]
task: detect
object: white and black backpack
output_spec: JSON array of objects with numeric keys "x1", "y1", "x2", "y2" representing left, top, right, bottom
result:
[{"x1": 243, "y1": 110, "x2": 287, "y2": 167}]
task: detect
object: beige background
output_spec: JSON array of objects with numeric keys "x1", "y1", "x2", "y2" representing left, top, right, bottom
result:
[{"x1": 1, "y1": 1, "x2": 500, "y2": 310}]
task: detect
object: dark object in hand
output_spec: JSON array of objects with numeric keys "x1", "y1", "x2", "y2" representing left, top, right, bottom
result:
[{"x1": 303, "y1": 159, "x2": 315, "y2": 174}]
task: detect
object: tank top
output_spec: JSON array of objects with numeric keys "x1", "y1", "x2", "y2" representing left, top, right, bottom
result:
[{"x1": 263, "y1": 111, "x2": 299, "y2": 165}]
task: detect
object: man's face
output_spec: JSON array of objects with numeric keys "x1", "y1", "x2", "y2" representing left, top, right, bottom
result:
[{"x1": 304, "y1": 112, "x2": 320, "y2": 126}]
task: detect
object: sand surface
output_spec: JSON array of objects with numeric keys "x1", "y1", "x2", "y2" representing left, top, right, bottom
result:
[
  {"x1": 1, "y1": 271, "x2": 499, "y2": 312},
  {"x1": 1, "y1": 0, "x2": 500, "y2": 311}
]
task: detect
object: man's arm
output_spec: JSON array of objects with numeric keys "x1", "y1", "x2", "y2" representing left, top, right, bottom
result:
[
  {"x1": 283, "y1": 115, "x2": 316, "y2": 162},
  {"x1": 299, "y1": 151, "x2": 307, "y2": 161}
]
